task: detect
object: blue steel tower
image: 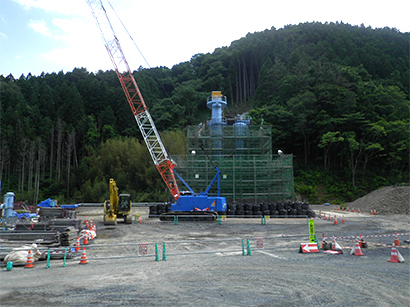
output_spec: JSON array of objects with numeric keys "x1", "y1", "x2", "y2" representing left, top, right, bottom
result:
[{"x1": 207, "y1": 91, "x2": 227, "y2": 154}]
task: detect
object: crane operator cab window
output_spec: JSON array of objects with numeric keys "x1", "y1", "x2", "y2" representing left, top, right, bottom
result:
[{"x1": 119, "y1": 194, "x2": 131, "y2": 211}]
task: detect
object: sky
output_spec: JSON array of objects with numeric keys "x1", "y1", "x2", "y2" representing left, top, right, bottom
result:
[{"x1": 0, "y1": 0, "x2": 409, "y2": 78}]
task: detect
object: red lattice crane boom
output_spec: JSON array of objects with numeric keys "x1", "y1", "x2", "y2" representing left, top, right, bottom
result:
[{"x1": 86, "y1": 0, "x2": 180, "y2": 200}]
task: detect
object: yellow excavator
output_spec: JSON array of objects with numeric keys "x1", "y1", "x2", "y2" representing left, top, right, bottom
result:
[{"x1": 103, "y1": 178, "x2": 133, "y2": 225}]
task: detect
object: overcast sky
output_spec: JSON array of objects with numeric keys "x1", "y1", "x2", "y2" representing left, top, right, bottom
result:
[{"x1": 1, "y1": 0, "x2": 409, "y2": 78}]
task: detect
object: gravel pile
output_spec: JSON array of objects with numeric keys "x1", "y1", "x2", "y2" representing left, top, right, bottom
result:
[{"x1": 346, "y1": 185, "x2": 410, "y2": 215}]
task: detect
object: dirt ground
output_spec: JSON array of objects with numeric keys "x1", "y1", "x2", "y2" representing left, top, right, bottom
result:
[
  {"x1": 1, "y1": 204, "x2": 409, "y2": 307},
  {"x1": 345, "y1": 185, "x2": 410, "y2": 215}
]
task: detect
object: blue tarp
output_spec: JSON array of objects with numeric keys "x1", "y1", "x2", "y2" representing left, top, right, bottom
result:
[
  {"x1": 14, "y1": 212, "x2": 36, "y2": 219},
  {"x1": 37, "y1": 198, "x2": 55, "y2": 207},
  {"x1": 60, "y1": 204, "x2": 78, "y2": 209}
]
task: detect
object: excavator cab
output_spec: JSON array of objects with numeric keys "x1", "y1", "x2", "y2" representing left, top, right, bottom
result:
[{"x1": 118, "y1": 194, "x2": 132, "y2": 215}]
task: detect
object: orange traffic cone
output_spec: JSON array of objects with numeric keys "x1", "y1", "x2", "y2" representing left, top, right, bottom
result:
[
  {"x1": 342, "y1": 215, "x2": 345, "y2": 223},
  {"x1": 347, "y1": 207, "x2": 350, "y2": 212},
  {"x1": 334, "y1": 216, "x2": 338, "y2": 225},
  {"x1": 83, "y1": 233, "x2": 89, "y2": 245},
  {"x1": 394, "y1": 232, "x2": 400, "y2": 246},
  {"x1": 388, "y1": 244, "x2": 405, "y2": 263},
  {"x1": 25, "y1": 250, "x2": 34, "y2": 268},
  {"x1": 359, "y1": 234, "x2": 363, "y2": 247},
  {"x1": 75, "y1": 237, "x2": 81, "y2": 252},
  {"x1": 351, "y1": 208, "x2": 355, "y2": 212},
  {"x1": 373, "y1": 209, "x2": 377, "y2": 215},
  {"x1": 329, "y1": 214, "x2": 332, "y2": 221},
  {"x1": 351, "y1": 239, "x2": 365, "y2": 256},
  {"x1": 79, "y1": 247, "x2": 88, "y2": 264},
  {"x1": 358, "y1": 208, "x2": 361, "y2": 213},
  {"x1": 370, "y1": 209, "x2": 373, "y2": 215}
]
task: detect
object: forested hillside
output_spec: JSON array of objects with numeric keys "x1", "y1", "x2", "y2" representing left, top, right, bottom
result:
[{"x1": 0, "y1": 22, "x2": 408, "y2": 204}]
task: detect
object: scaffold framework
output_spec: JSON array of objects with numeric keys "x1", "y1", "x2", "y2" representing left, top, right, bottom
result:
[{"x1": 172, "y1": 124, "x2": 295, "y2": 203}]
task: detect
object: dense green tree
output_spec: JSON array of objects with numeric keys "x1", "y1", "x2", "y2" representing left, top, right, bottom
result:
[{"x1": 0, "y1": 22, "x2": 408, "y2": 204}]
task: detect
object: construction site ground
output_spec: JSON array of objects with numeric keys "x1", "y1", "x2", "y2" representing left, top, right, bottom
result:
[{"x1": 1, "y1": 203, "x2": 409, "y2": 307}]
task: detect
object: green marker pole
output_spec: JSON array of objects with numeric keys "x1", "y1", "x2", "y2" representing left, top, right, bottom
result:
[
  {"x1": 46, "y1": 249, "x2": 51, "y2": 269},
  {"x1": 174, "y1": 215, "x2": 178, "y2": 225},
  {"x1": 163, "y1": 242, "x2": 167, "y2": 261},
  {"x1": 217, "y1": 215, "x2": 221, "y2": 225},
  {"x1": 247, "y1": 239, "x2": 252, "y2": 256},
  {"x1": 242, "y1": 239, "x2": 245, "y2": 256},
  {"x1": 63, "y1": 248, "x2": 67, "y2": 267},
  {"x1": 155, "y1": 243, "x2": 159, "y2": 261}
]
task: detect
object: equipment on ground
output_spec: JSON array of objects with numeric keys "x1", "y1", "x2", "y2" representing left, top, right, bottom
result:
[
  {"x1": 86, "y1": 0, "x2": 226, "y2": 221},
  {"x1": 104, "y1": 178, "x2": 132, "y2": 225}
]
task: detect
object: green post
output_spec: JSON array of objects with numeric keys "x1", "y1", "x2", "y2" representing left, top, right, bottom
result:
[
  {"x1": 46, "y1": 249, "x2": 51, "y2": 269},
  {"x1": 155, "y1": 243, "x2": 159, "y2": 261},
  {"x1": 134, "y1": 215, "x2": 137, "y2": 224},
  {"x1": 314, "y1": 234, "x2": 320, "y2": 249},
  {"x1": 6, "y1": 262, "x2": 13, "y2": 271},
  {"x1": 174, "y1": 215, "x2": 178, "y2": 225},
  {"x1": 217, "y1": 215, "x2": 221, "y2": 225},
  {"x1": 63, "y1": 248, "x2": 68, "y2": 267},
  {"x1": 163, "y1": 242, "x2": 167, "y2": 261},
  {"x1": 242, "y1": 239, "x2": 245, "y2": 256},
  {"x1": 247, "y1": 239, "x2": 252, "y2": 256}
]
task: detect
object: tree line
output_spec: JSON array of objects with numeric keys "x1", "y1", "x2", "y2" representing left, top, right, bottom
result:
[{"x1": 0, "y1": 22, "x2": 408, "y2": 204}]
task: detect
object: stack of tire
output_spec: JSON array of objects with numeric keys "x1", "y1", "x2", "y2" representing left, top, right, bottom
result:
[
  {"x1": 226, "y1": 201, "x2": 315, "y2": 218},
  {"x1": 149, "y1": 204, "x2": 170, "y2": 218}
]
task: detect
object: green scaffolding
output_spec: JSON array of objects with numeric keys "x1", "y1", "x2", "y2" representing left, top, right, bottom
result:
[{"x1": 171, "y1": 124, "x2": 295, "y2": 203}]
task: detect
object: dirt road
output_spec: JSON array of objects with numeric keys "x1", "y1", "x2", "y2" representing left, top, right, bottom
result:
[{"x1": 1, "y1": 207, "x2": 409, "y2": 306}]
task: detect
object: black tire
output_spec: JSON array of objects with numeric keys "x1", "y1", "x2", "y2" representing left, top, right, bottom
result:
[
  {"x1": 292, "y1": 202, "x2": 302, "y2": 210},
  {"x1": 245, "y1": 210, "x2": 253, "y2": 218},
  {"x1": 253, "y1": 204, "x2": 261, "y2": 212},
  {"x1": 307, "y1": 208, "x2": 316, "y2": 218},
  {"x1": 244, "y1": 203, "x2": 252, "y2": 211},
  {"x1": 287, "y1": 208, "x2": 297, "y2": 217},
  {"x1": 298, "y1": 209, "x2": 307, "y2": 216}
]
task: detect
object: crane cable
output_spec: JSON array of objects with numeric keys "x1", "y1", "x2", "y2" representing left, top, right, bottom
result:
[{"x1": 106, "y1": 0, "x2": 177, "y2": 109}]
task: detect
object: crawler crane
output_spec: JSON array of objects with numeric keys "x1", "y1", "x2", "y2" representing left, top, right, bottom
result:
[{"x1": 86, "y1": 0, "x2": 226, "y2": 221}]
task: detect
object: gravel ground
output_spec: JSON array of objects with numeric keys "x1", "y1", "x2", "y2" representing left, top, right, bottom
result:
[{"x1": 1, "y1": 206, "x2": 409, "y2": 307}]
